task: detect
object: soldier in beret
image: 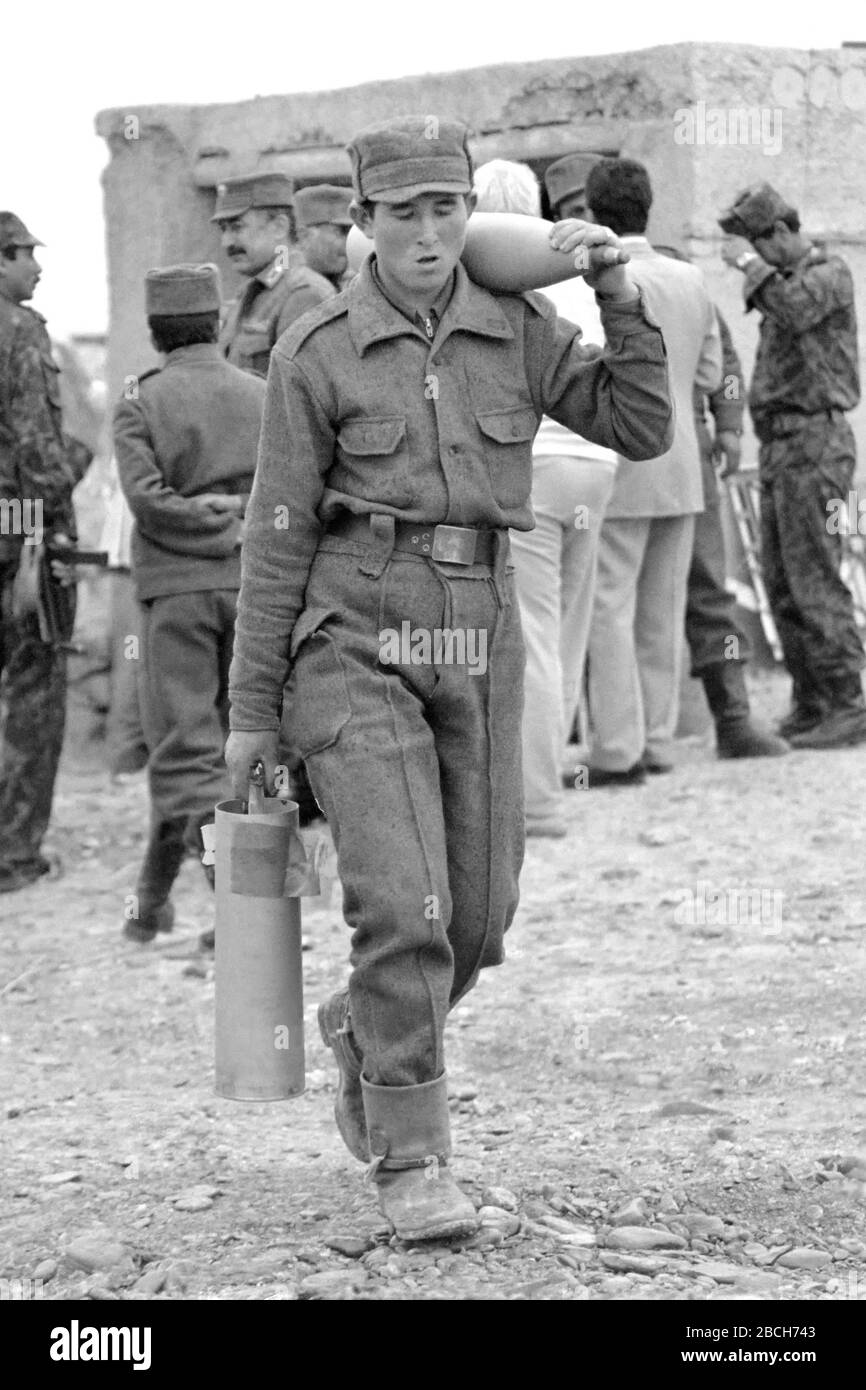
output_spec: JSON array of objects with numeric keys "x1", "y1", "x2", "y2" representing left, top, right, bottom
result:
[
  {"x1": 225, "y1": 115, "x2": 672, "y2": 1241},
  {"x1": 719, "y1": 182, "x2": 864, "y2": 749},
  {"x1": 114, "y1": 265, "x2": 266, "y2": 945},
  {"x1": 212, "y1": 173, "x2": 336, "y2": 378},
  {"x1": 294, "y1": 184, "x2": 354, "y2": 292},
  {"x1": 0, "y1": 213, "x2": 94, "y2": 892}
]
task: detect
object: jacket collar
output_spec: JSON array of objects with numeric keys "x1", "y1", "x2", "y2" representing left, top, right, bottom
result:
[
  {"x1": 163, "y1": 343, "x2": 224, "y2": 367},
  {"x1": 347, "y1": 256, "x2": 515, "y2": 356}
]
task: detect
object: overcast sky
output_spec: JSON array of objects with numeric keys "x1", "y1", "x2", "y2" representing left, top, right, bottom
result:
[{"x1": 2, "y1": 0, "x2": 860, "y2": 337}]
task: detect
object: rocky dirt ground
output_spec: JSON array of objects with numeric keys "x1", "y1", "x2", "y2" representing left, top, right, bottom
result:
[{"x1": 2, "y1": 667, "x2": 865, "y2": 1306}]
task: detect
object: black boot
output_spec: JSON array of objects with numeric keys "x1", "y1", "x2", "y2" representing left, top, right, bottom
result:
[
  {"x1": 124, "y1": 816, "x2": 188, "y2": 942},
  {"x1": 789, "y1": 674, "x2": 866, "y2": 750},
  {"x1": 778, "y1": 671, "x2": 826, "y2": 738},
  {"x1": 700, "y1": 662, "x2": 789, "y2": 759}
]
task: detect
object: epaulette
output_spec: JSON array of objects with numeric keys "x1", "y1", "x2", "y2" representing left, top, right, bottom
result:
[
  {"x1": 137, "y1": 367, "x2": 161, "y2": 384},
  {"x1": 277, "y1": 293, "x2": 349, "y2": 359}
]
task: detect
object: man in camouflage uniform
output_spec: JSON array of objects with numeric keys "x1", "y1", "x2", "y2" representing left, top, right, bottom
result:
[
  {"x1": 0, "y1": 212, "x2": 92, "y2": 891},
  {"x1": 720, "y1": 183, "x2": 863, "y2": 750},
  {"x1": 212, "y1": 173, "x2": 336, "y2": 378},
  {"x1": 655, "y1": 245, "x2": 788, "y2": 759}
]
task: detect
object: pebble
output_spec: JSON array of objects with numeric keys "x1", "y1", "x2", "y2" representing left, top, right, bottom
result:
[
  {"x1": 839, "y1": 1238, "x2": 866, "y2": 1257},
  {"x1": 606, "y1": 1226, "x2": 688, "y2": 1251},
  {"x1": 325, "y1": 1235, "x2": 373, "y2": 1259},
  {"x1": 687, "y1": 1261, "x2": 740, "y2": 1284},
  {"x1": 777, "y1": 1247, "x2": 831, "y2": 1271},
  {"x1": 131, "y1": 1267, "x2": 166, "y2": 1296},
  {"x1": 742, "y1": 1242, "x2": 769, "y2": 1259},
  {"x1": 610, "y1": 1197, "x2": 649, "y2": 1226},
  {"x1": 362, "y1": 1246, "x2": 393, "y2": 1271},
  {"x1": 173, "y1": 1194, "x2": 214, "y2": 1212},
  {"x1": 66, "y1": 1235, "x2": 134, "y2": 1274},
  {"x1": 838, "y1": 1154, "x2": 866, "y2": 1178},
  {"x1": 299, "y1": 1269, "x2": 369, "y2": 1299},
  {"x1": 708, "y1": 1125, "x2": 737, "y2": 1142},
  {"x1": 41, "y1": 1170, "x2": 82, "y2": 1185},
  {"x1": 480, "y1": 1186, "x2": 519, "y2": 1212},
  {"x1": 683, "y1": 1213, "x2": 726, "y2": 1239},
  {"x1": 478, "y1": 1206, "x2": 520, "y2": 1237},
  {"x1": 599, "y1": 1275, "x2": 634, "y2": 1296},
  {"x1": 657, "y1": 1100, "x2": 719, "y2": 1117},
  {"x1": 600, "y1": 1252, "x2": 668, "y2": 1276},
  {"x1": 33, "y1": 1259, "x2": 57, "y2": 1281},
  {"x1": 86, "y1": 1284, "x2": 122, "y2": 1300}
]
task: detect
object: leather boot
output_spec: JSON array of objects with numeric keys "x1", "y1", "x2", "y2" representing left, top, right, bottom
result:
[
  {"x1": 778, "y1": 672, "x2": 826, "y2": 738},
  {"x1": 362, "y1": 1073, "x2": 479, "y2": 1243},
  {"x1": 124, "y1": 816, "x2": 187, "y2": 942},
  {"x1": 700, "y1": 661, "x2": 789, "y2": 759},
  {"x1": 318, "y1": 991, "x2": 369, "y2": 1161},
  {"x1": 789, "y1": 674, "x2": 866, "y2": 749}
]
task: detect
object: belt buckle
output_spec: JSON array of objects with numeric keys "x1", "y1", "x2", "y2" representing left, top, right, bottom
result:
[{"x1": 431, "y1": 524, "x2": 477, "y2": 565}]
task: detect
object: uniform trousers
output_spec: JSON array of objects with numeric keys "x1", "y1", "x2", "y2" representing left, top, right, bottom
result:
[
  {"x1": 509, "y1": 454, "x2": 617, "y2": 828},
  {"x1": 587, "y1": 513, "x2": 696, "y2": 770},
  {"x1": 685, "y1": 458, "x2": 750, "y2": 673},
  {"x1": 138, "y1": 589, "x2": 236, "y2": 846},
  {"x1": 282, "y1": 534, "x2": 525, "y2": 1088},
  {"x1": 0, "y1": 563, "x2": 68, "y2": 873},
  {"x1": 758, "y1": 415, "x2": 864, "y2": 689}
]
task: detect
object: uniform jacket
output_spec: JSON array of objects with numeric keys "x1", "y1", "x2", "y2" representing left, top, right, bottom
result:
[
  {"x1": 604, "y1": 238, "x2": 723, "y2": 520},
  {"x1": 229, "y1": 255, "x2": 673, "y2": 730},
  {"x1": 220, "y1": 251, "x2": 336, "y2": 377},
  {"x1": 742, "y1": 246, "x2": 860, "y2": 427},
  {"x1": 0, "y1": 294, "x2": 88, "y2": 553},
  {"x1": 113, "y1": 344, "x2": 266, "y2": 601}
]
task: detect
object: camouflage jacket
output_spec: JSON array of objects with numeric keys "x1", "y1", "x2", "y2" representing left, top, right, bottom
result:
[
  {"x1": 743, "y1": 246, "x2": 860, "y2": 427},
  {"x1": 219, "y1": 251, "x2": 336, "y2": 378},
  {"x1": 0, "y1": 294, "x2": 89, "y2": 548}
]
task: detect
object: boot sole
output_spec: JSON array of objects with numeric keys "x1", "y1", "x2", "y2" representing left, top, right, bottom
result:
[
  {"x1": 393, "y1": 1215, "x2": 480, "y2": 1243},
  {"x1": 317, "y1": 1000, "x2": 370, "y2": 1163}
]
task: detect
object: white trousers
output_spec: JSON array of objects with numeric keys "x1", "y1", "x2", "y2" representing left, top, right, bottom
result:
[
  {"x1": 510, "y1": 454, "x2": 617, "y2": 829},
  {"x1": 587, "y1": 513, "x2": 696, "y2": 771}
]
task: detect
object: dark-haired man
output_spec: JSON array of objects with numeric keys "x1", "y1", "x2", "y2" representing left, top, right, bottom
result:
[
  {"x1": 719, "y1": 182, "x2": 864, "y2": 749},
  {"x1": 584, "y1": 159, "x2": 722, "y2": 783},
  {"x1": 225, "y1": 116, "x2": 672, "y2": 1240},
  {"x1": 0, "y1": 212, "x2": 93, "y2": 892},
  {"x1": 114, "y1": 264, "x2": 265, "y2": 942}
]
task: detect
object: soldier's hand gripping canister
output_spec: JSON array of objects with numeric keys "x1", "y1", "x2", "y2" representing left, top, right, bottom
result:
[{"x1": 213, "y1": 762, "x2": 313, "y2": 1100}]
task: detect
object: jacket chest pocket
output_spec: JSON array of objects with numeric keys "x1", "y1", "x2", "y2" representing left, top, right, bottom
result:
[
  {"x1": 475, "y1": 406, "x2": 536, "y2": 509},
  {"x1": 337, "y1": 416, "x2": 407, "y2": 467}
]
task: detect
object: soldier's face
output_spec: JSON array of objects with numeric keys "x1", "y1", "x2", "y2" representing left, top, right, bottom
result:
[
  {"x1": 752, "y1": 223, "x2": 790, "y2": 268},
  {"x1": 218, "y1": 209, "x2": 289, "y2": 277},
  {"x1": 0, "y1": 246, "x2": 41, "y2": 302},
  {"x1": 356, "y1": 191, "x2": 476, "y2": 304},
  {"x1": 300, "y1": 224, "x2": 349, "y2": 279}
]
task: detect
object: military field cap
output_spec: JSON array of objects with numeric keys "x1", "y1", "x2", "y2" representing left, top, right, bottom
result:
[
  {"x1": 145, "y1": 263, "x2": 221, "y2": 316},
  {"x1": 210, "y1": 172, "x2": 295, "y2": 223},
  {"x1": 0, "y1": 212, "x2": 44, "y2": 252},
  {"x1": 294, "y1": 184, "x2": 354, "y2": 228},
  {"x1": 718, "y1": 182, "x2": 796, "y2": 239},
  {"x1": 347, "y1": 115, "x2": 474, "y2": 203},
  {"x1": 544, "y1": 153, "x2": 606, "y2": 211}
]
